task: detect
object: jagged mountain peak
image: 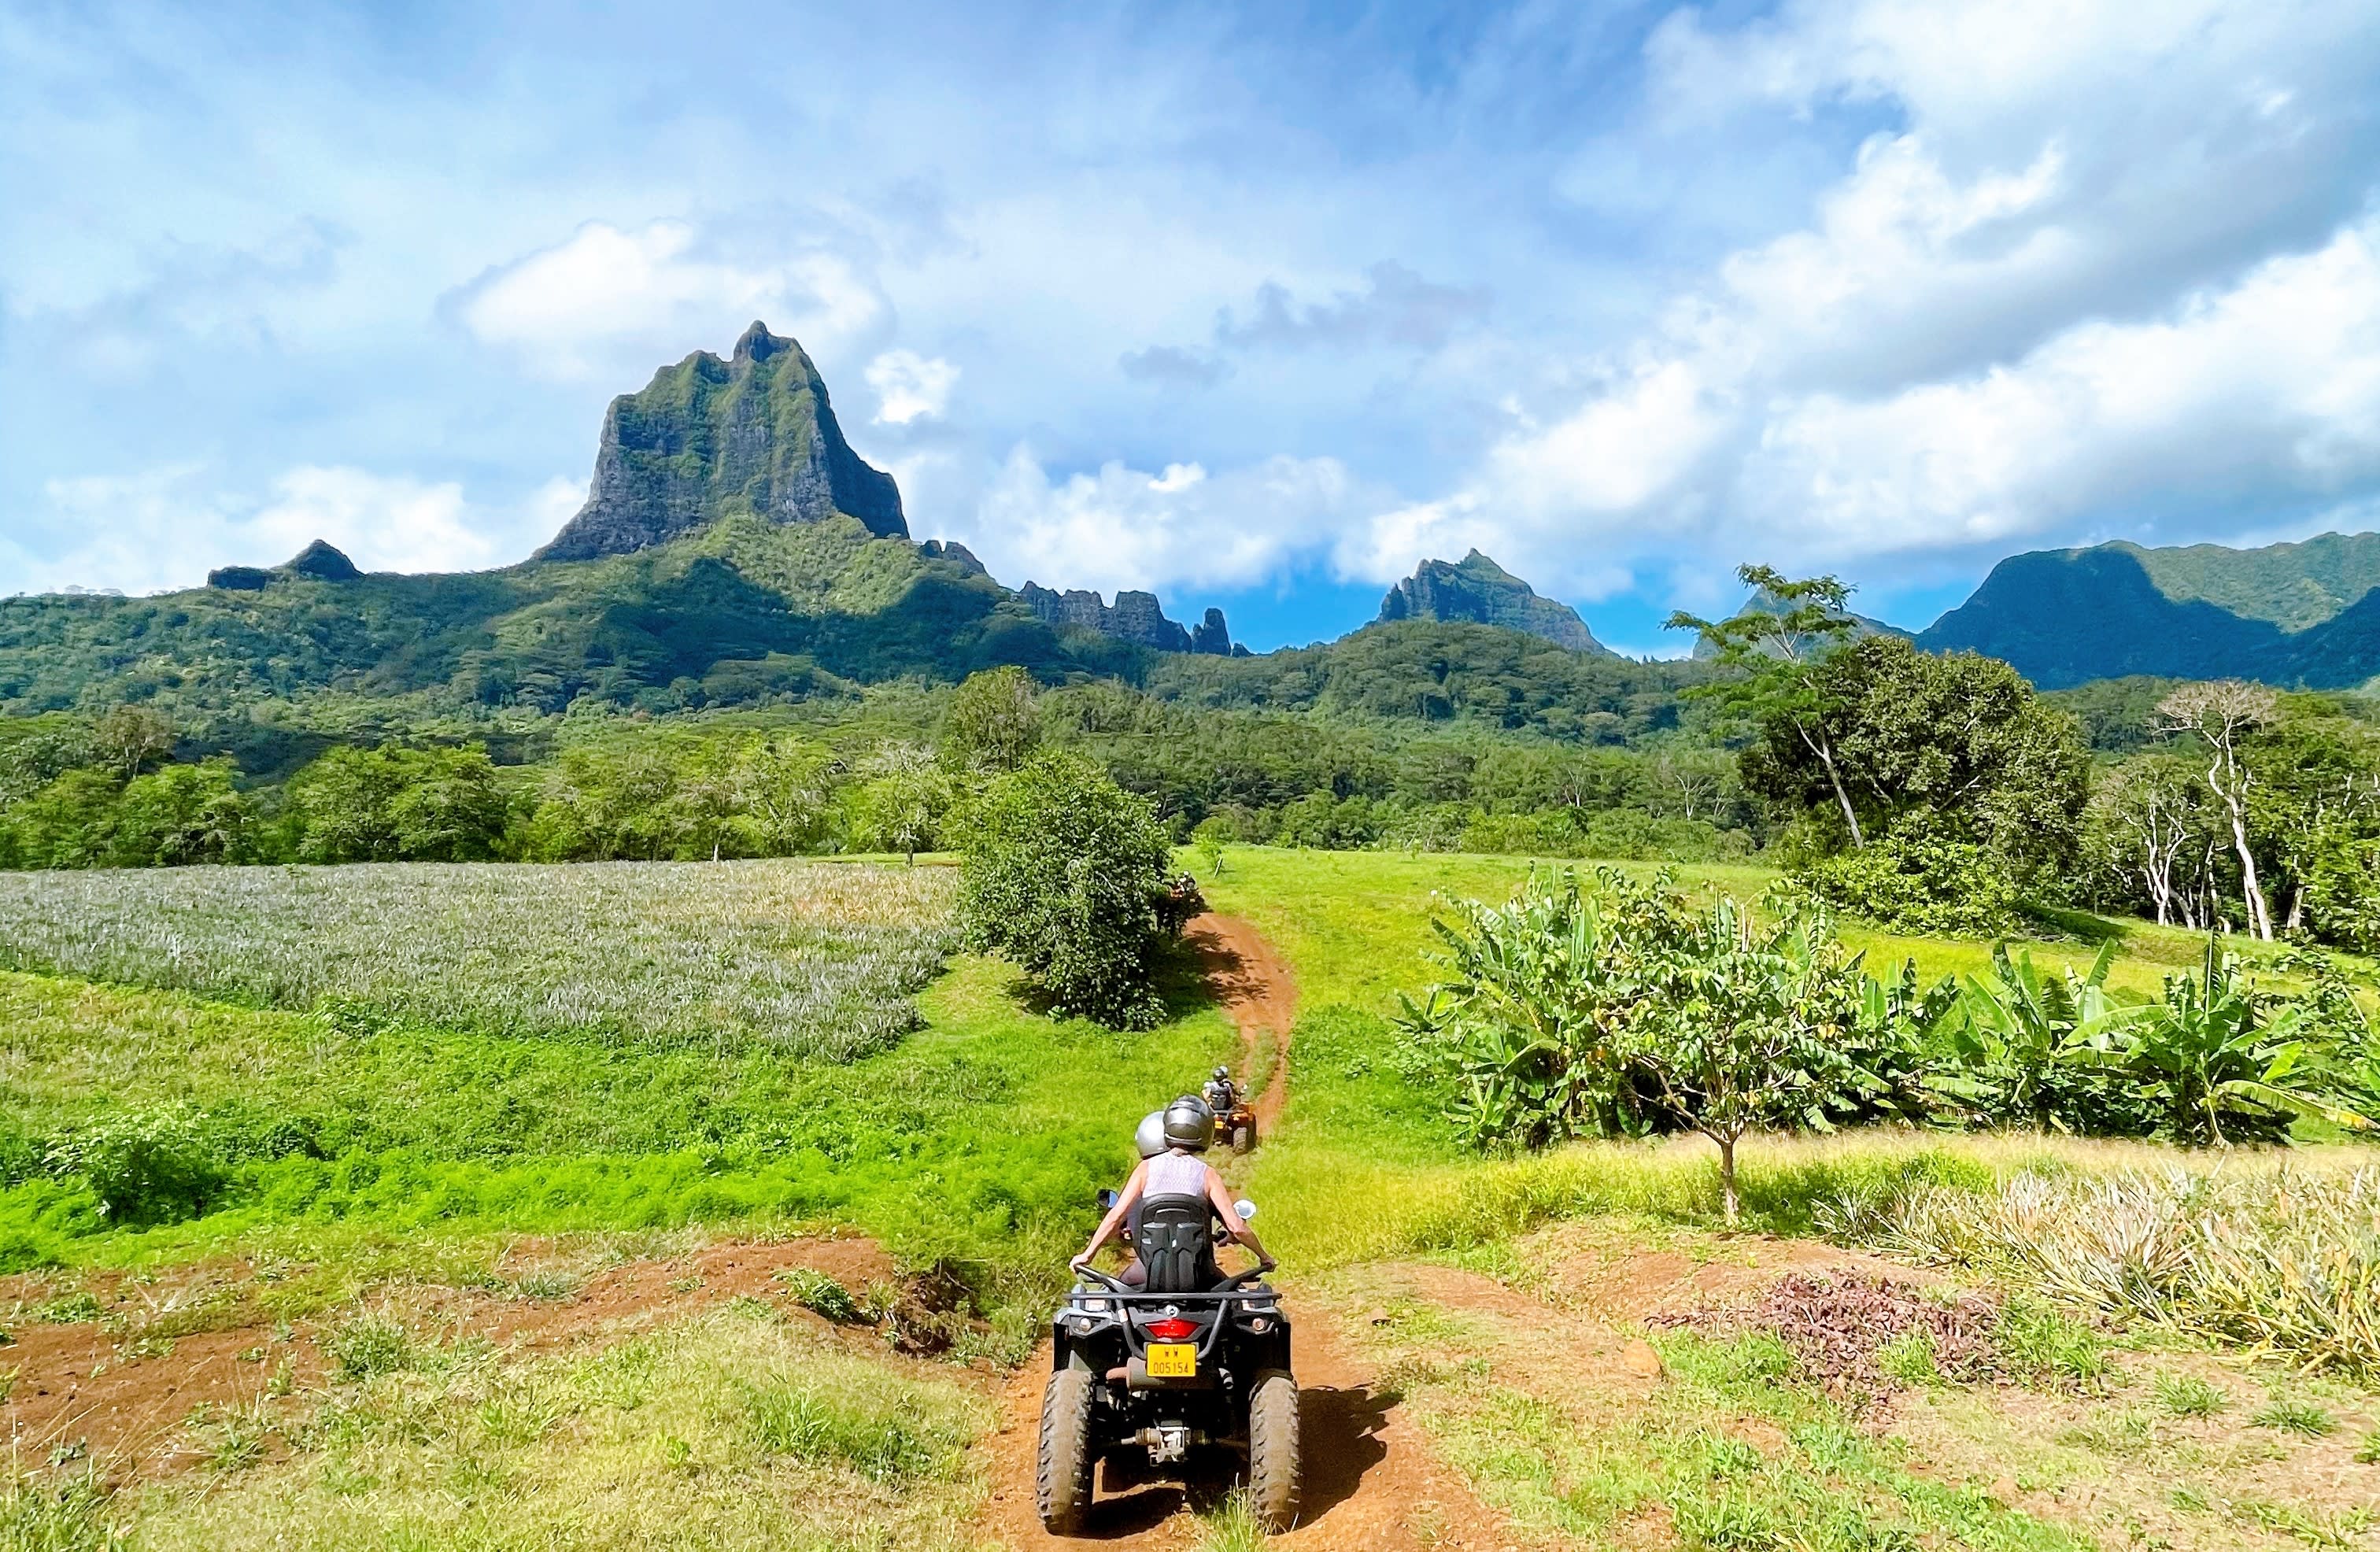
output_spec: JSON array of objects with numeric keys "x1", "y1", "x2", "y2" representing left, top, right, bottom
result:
[
  {"x1": 534, "y1": 322, "x2": 906, "y2": 564},
  {"x1": 1377, "y1": 551, "x2": 1610, "y2": 655}
]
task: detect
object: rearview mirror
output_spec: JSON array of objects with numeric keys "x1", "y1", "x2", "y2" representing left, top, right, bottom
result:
[
  {"x1": 1097, "y1": 1188, "x2": 1120, "y2": 1210},
  {"x1": 1235, "y1": 1199, "x2": 1257, "y2": 1221}
]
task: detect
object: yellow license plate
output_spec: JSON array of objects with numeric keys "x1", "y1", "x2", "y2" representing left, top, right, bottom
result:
[{"x1": 1145, "y1": 1342, "x2": 1197, "y2": 1377}]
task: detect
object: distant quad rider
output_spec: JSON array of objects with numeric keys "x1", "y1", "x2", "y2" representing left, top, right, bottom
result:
[{"x1": 1203, "y1": 1065, "x2": 1240, "y2": 1117}]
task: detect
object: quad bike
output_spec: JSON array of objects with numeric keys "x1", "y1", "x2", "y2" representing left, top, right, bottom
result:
[
  {"x1": 1204, "y1": 1077, "x2": 1258, "y2": 1155},
  {"x1": 1158, "y1": 872, "x2": 1207, "y2": 937},
  {"x1": 1037, "y1": 1195, "x2": 1299, "y2": 1535}
]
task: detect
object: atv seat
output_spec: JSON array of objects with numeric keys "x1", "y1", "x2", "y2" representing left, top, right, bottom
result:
[{"x1": 1131, "y1": 1193, "x2": 1222, "y2": 1294}]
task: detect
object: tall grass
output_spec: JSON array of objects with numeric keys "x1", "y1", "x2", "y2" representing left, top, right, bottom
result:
[{"x1": 0, "y1": 859, "x2": 956, "y2": 1057}]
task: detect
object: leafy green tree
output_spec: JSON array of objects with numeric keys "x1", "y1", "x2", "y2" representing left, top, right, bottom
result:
[
  {"x1": 292, "y1": 745, "x2": 509, "y2": 863},
  {"x1": 1192, "y1": 814, "x2": 1232, "y2": 877},
  {"x1": 91, "y1": 704, "x2": 176, "y2": 778},
  {"x1": 846, "y1": 743, "x2": 955, "y2": 863},
  {"x1": 957, "y1": 752, "x2": 1174, "y2": 1029},
  {"x1": 383, "y1": 749, "x2": 509, "y2": 861},
  {"x1": 1401, "y1": 868, "x2": 1893, "y2": 1221},
  {"x1": 942, "y1": 667, "x2": 1044, "y2": 773},
  {"x1": 1669, "y1": 567, "x2": 1868, "y2": 845},
  {"x1": 1744, "y1": 635, "x2": 2090, "y2": 885},
  {"x1": 106, "y1": 759, "x2": 252, "y2": 866}
]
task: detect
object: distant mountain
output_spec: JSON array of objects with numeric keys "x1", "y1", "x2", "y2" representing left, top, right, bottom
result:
[
  {"x1": 1376, "y1": 551, "x2": 1612, "y2": 655},
  {"x1": 0, "y1": 326, "x2": 1269, "y2": 715},
  {"x1": 1017, "y1": 584, "x2": 1240, "y2": 655},
  {"x1": 1916, "y1": 534, "x2": 2380, "y2": 690},
  {"x1": 537, "y1": 321, "x2": 906, "y2": 562}
]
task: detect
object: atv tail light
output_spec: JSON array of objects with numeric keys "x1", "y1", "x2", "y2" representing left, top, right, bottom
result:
[{"x1": 1144, "y1": 1317, "x2": 1198, "y2": 1340}]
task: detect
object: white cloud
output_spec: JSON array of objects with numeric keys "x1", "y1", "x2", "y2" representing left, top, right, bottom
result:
[
  {"x1": 6, "y1": 465, "x2": 576, "y2": 595},
  {"x1": 1739, "y1": 216, "x2": 2380, "y2": 558},
  {"x1": 1362, "y1": 0, "x2": 2380, "y2": 596},
  {"x1": 952, "y1": 445, "x2": 1358, "y2": 597},
  {"x1": 453, "y1": 220, "x2": 889, "y2": 381},
  {"x1": 863, "y1": 348, "x2": 959, "y2": 424}
]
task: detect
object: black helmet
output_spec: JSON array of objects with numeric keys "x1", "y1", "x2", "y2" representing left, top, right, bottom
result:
[{"x1": 1162, "y1": 1095, "x2": 1214, "y2": 1152}]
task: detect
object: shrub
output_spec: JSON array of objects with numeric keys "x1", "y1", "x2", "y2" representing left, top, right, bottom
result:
[
  {"x1": 777, "y1": 1268, "x2": 866, "y2": 1324},
  {"x1": 1399, "y1": 868, "x2": 1901, "y2": 1221},
  {"x1": 957, "y1": 753, "x2": 1173, "y2": 1029},
  {"x1": 38, "y1": 1107, "x2": 226, "y2": 1227},
  {"x1": 1794, "y1": 826, "x2": 2023, "y2": 937}
]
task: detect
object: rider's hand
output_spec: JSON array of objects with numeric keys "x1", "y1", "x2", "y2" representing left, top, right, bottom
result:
[{"x1": 1069, "y1": 1252, "x2": 1093, "y2": 1270}]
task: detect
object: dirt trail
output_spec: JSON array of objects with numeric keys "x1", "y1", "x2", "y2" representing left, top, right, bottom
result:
[
  {"x1": 975, "y1": 913, "x2": 1510, "y2": 1549},
  {"x1": 975, "y1": 1320, "x2": 1511, "y2": 1550},
  {"x1": 1182, "y1": 912, "x2": 1297, "y2": 1133}
]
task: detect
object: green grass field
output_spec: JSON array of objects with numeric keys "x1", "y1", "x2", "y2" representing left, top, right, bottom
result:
[{"x1": 2, "y1": 843, "x2": 2374, "y2": 1550}]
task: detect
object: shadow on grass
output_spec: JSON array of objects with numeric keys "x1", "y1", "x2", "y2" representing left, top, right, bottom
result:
[{"x1": 992, "y1": 932, "x2": 1229, "y2": 1029}]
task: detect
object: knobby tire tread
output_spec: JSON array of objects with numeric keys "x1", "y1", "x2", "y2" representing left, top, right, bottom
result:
[
  {"x1": 1037, "y1": 1365, "x2": 1096, "y2": 1534},
  {"x1": 1247, "y1": 1367, "x2": 1302, "y2": 1532}
]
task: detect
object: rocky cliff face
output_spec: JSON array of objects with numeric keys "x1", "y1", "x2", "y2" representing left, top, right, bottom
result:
[
  {"x1": 1016, "y1": 583, "x2": 1235, "y2": 654},
  {"x1": 536, "y1": 322, "x2": 906, "y2": 563},
  {"x1": 1377, "y1": 550, "x2": 1609, "y2": 654}
]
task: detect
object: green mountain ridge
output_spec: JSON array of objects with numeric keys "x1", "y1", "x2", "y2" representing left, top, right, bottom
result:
[{"x1": 1916, "y1": 534, "x2": 2380, "y2": 691}]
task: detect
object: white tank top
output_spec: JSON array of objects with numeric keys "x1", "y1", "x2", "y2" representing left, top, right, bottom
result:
[{"x1": 1144, "y1": 1151, "x2": 1210, "y2": 1201}]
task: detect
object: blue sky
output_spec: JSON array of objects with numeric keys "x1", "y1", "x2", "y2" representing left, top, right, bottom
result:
[{"x1": 6, "y1": 0, "x2": 2380, "y2": 654}]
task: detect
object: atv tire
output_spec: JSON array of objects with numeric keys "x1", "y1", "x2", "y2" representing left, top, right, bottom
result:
[
  {"x1": 1037, "y1": 1365, "x2": 1096, "y2": 1534},
  {"x1": 1247, "y1": 1368, "x2": 1301, "y2": 1532},
  {"x1": 1232, "y1": 1123, "x2": 1254, "y2": 1154}
]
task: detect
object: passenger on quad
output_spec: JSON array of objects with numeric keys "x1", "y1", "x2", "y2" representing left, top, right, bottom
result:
[
  {"x1": 1041, "y1": 1096, "x2": 1299, "y2": 1534},
  {"x1": 1202, "y1": 1066, "x2": 1240, "y2": 1118},
  {"x1": 1075, "y1": 1097, "x2": 1272, "y2": 1284}
]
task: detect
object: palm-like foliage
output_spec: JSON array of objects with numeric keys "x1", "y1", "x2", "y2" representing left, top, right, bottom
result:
[
  {"x1": 2124, "y1": 943, "x2": 2371, "y2": 1145},
  {"x1": 1936, "y1": 940, "x2": 2136, "y2": 1129}
]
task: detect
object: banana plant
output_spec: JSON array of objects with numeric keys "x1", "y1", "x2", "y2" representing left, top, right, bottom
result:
[
  {"x1": 1932, "y1": 939, "x2": 2139, "y2": 1129},
  {"x1": 2121, "y1": 940, "x2": 2373, "y2": 1146}
]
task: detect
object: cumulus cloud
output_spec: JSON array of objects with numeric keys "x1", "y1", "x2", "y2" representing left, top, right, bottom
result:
[
  {"x1": 863, "y1": 348, "x2": 959, "y2": 424},
  {"x1": 1358, "y1": 0, "x2": 2380, "y2": 598},
  {"x1": 6, "y1": 466, "x2": 577, "y2": 596},
  {"x1": 450, "y1": 220, "x2": 889, "y2": 381},
  {"x1": 952, "y1": 445, "x2": 1360, "y2": 597}
]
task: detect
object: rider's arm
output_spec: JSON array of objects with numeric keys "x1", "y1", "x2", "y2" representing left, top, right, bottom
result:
[
  {"x1": 1204, "y1": 1170, "x2": 1273, "y2": 1268},
  {"x1": 1074, "y1": 1161, "x2": 1148, "y2": 1266}
]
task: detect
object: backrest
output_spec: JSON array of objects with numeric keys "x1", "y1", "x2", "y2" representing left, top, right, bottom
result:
[{"x1": 1132, "y1": 1194, "x2": 1215, "y2": 1295}]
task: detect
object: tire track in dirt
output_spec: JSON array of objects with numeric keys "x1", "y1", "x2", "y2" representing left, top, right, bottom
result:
[
  {"x1": 1181, "y1": 913, "x2": 1296, "y2": 1134},
  {"x1": 973, "y1": 913, "x2": 1510, "y2": 1549}
]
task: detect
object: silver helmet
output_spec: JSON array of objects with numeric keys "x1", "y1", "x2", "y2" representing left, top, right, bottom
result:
[
  {"x1": 1162, "y1": 1094, "x2": 1215, "y2": 1153},
  {"x1": 1134, "y1": 1109, "x2": 1168, "y2": 1159}
]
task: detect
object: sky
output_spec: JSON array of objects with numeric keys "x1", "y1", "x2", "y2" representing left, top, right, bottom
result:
[{"x1": 6, "y1": 0, "x2": 2380, "y2": 656}]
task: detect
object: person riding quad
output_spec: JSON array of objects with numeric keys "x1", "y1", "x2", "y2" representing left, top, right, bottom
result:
[
  {"x1": 1202, "y1": 1065, "x2": 1240, "y2": 1116},
  {"x1": 1076, "y1": 1096, "x2": 1272, "y2": 1284}
]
